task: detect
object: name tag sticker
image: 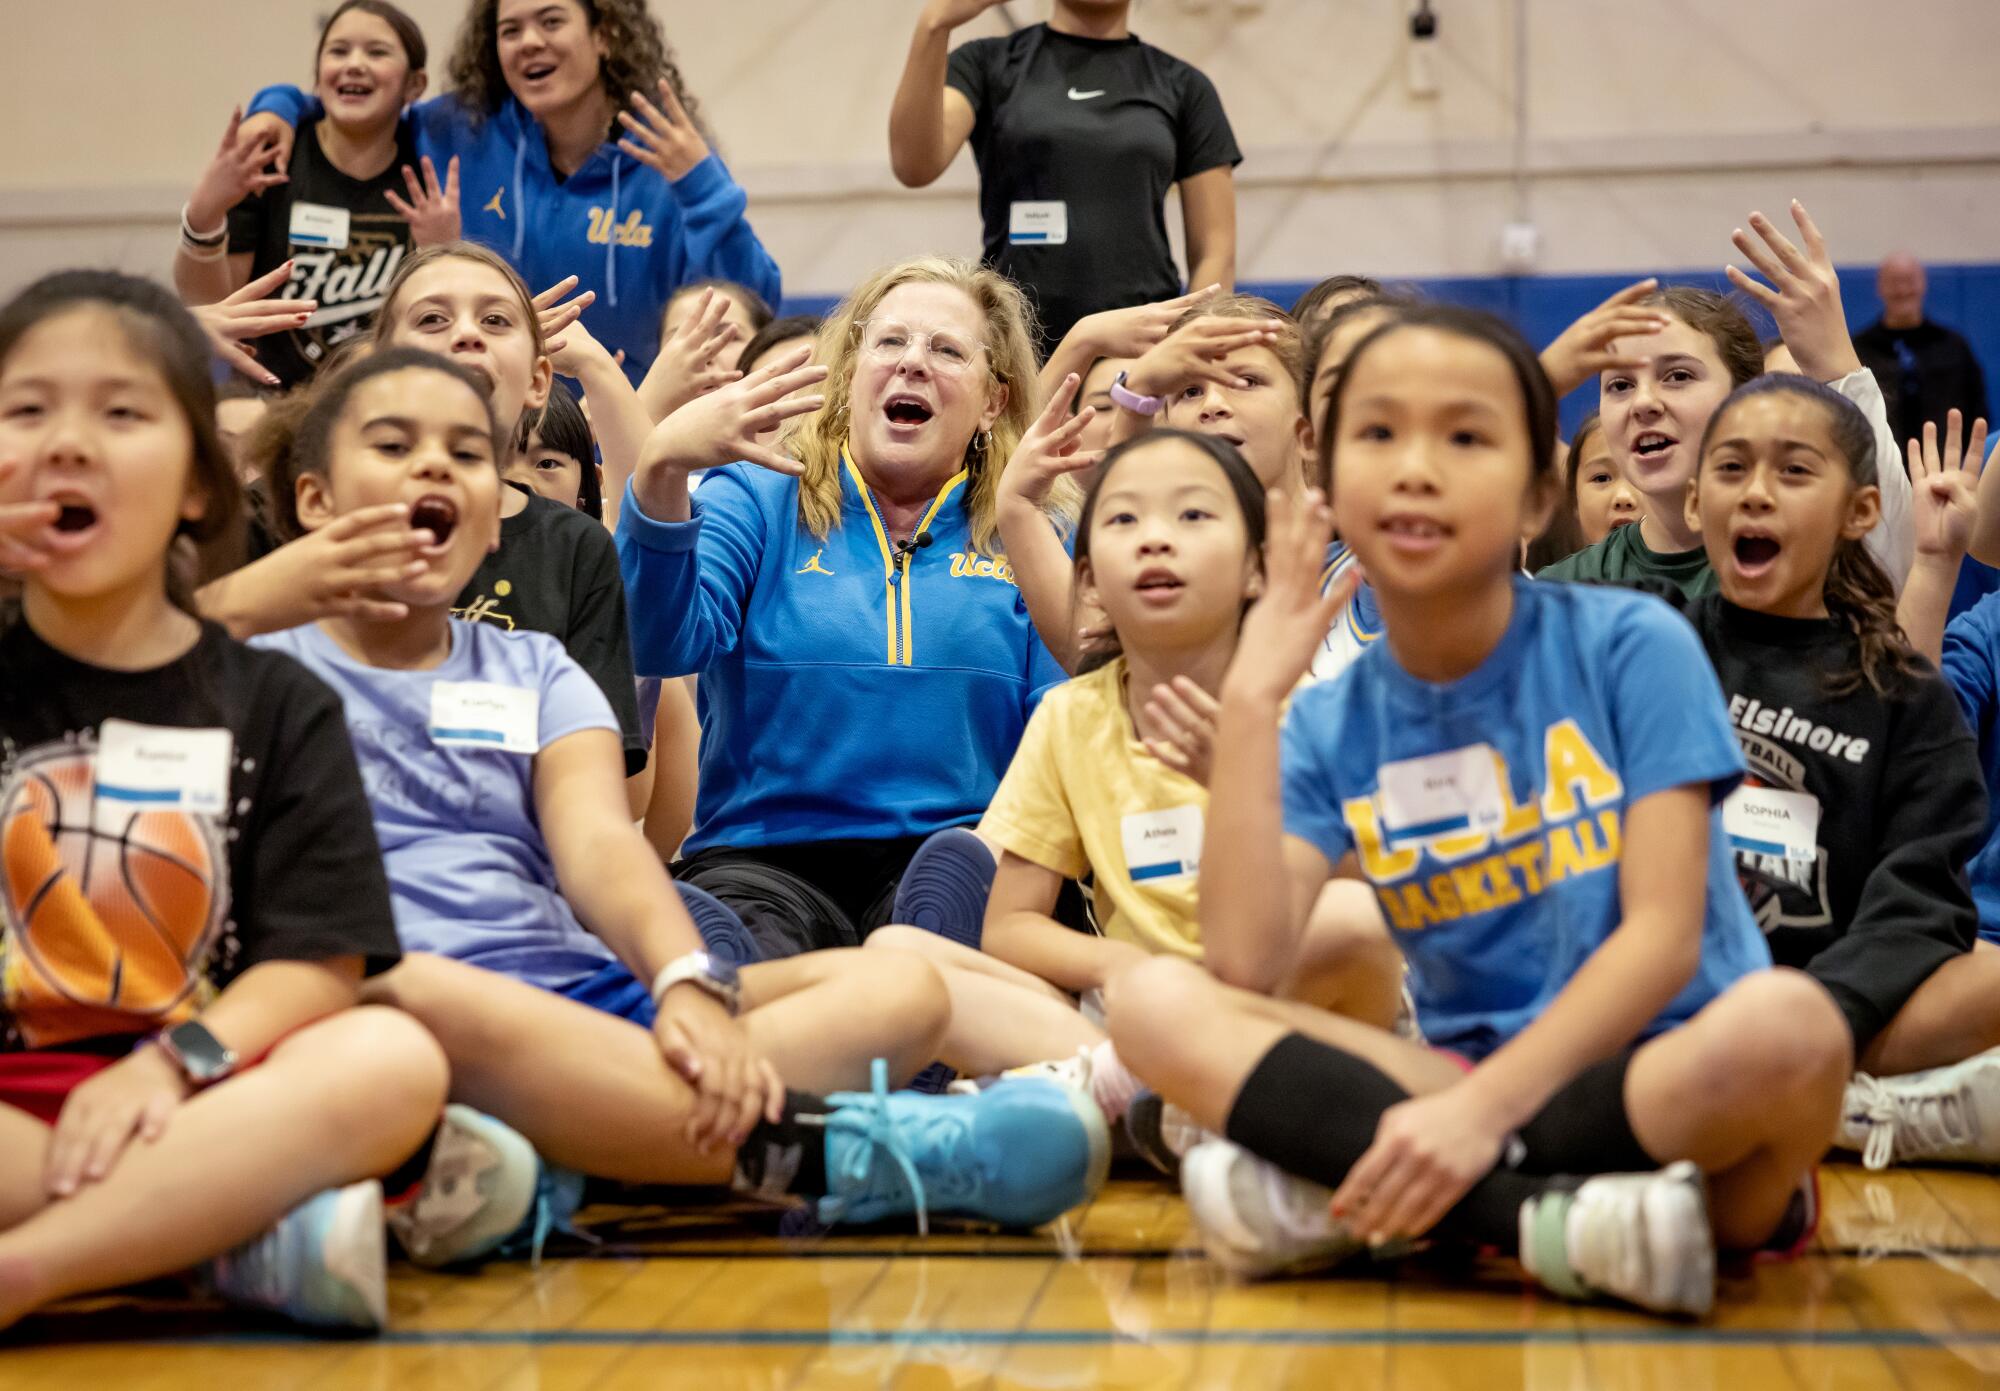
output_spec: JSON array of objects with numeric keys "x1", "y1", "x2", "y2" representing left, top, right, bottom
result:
[
  {"x1": 1122, "y1": 804, "x2": 1203, "y2": 884},
  {"x1": 1378, "y1": 746, "x2": 1506, "y2": 843},
  {"x1": 93, "y1": 720, "x2": 233, "y2": 831},
  {"x1": 430, "y1": 681, "x2": 540, "y2": 755},
  {"x1": 289, "y1": 201, "x2": 351, "y2": 250},
  {"x1": 1008, "y1": 201, "x2": 1068, "y2": 246},
  {"x1": 1723, "y1": 785, "x2": 1820, "y2": 864}
]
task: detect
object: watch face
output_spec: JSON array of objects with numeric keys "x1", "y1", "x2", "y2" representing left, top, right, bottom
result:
[{"x1": 166, "y1": 1021, "x2": 234, "y2": 1081}]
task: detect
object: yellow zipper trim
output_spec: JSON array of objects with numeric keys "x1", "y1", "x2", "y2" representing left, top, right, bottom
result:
[
  {"x1": 845, "y1": 451, "x2": 899, "y2": 664},
  {"x1": 898, "y1": 472, "x2": 967, "y2": 665}
]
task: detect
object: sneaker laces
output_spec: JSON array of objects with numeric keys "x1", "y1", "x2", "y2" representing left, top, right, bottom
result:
[
  {"x1": 824, "y1": 1059, "x2": 980, "y2": 1236},
  {"x1": 1849, "y1": 1071, "x2": 1975, "y2": 1170},
  {"x1": 1565, "y1": 1182, "x2": 1646, "y2": 1299},
  {"x1": 496, "y1": 1166, "x2": 592, "y2": 1267},
  {"x1": 207, "y1": 1205, "x2": 304, "y2": 1307}
]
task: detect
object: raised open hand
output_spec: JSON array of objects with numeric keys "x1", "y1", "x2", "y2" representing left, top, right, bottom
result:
[
  {"x1": 384, "y1": 155, "x2": 461, "y2": 247},
  {"x1": 1727, "y1": 200, "x2": 1862, "y2": 382}
]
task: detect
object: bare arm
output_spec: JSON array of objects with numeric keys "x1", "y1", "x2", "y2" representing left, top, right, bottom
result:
[
  {"x1": 980, "y1": 850, "x2": 1149, "y2": 993},
  {"x1": 641, "y1": 677, "x2": 702, "y2": 862},
  {"x1": 887, "y1": 4, "x2": 985, "y2": 187},
  {"x1": 1178, "y1": 166, "x2": 1237, "y2": 297},
  {"x1": 1900, "y1": 413, "x2": 1988, "y2": 663},
  {"x1": 536, "y1": 727, "x2": 703, "y2": 983},
  {"x1": 556, "y1": 325, "x2": 653, "y2": 531}
]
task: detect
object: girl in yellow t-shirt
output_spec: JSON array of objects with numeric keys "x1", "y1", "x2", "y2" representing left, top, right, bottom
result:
[{"x1": 871, "y1": 428, "x2": 1400, "y2": 1134}]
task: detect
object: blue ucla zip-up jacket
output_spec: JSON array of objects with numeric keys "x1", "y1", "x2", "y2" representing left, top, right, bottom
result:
[
  {"x1": 247, "y1": 87, "x2": 781, "y2": 384},
  {"x1": 615, "y1": 459, "x2": 1067, "y2": 851}
]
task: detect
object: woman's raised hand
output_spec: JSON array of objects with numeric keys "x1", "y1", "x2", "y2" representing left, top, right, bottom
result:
[
  {"x1": 638, "y1": 344, "x2": 828, "y2": 481},
  {"x1": 1727, "y1": 200, "x2": 1863, "y2": 382},
  {"x1": 186, "y1": 107, "x2": 288, "y2": 230},
  {"x1": 617, "y1": 79, "x2": 712, "y2": 182},
  {"x1": 384, "y1": 155, "x2": 461, "y2": 248},
  {"x1": 188, "y1": 261, "x2": 314, "y2": 386}
]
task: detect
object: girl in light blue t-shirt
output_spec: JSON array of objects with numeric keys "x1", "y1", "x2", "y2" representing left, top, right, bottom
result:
[
  {"x1": 1106, "y1": 304, "x2": 1849, "y2": 1318},
  {"x1": 253, "y1": 345, "x2": 1111, "y2": 1267}
]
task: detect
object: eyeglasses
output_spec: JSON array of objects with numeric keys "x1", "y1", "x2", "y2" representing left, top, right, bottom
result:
[{"x1": 856, "y1": 319, "x2": 987, "y2": 377}]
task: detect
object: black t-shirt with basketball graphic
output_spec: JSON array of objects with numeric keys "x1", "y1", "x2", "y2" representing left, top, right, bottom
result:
[
  {"x1": 0, "y1": 616, "x2": 399, "y2": 1053},
  {"x1": 227, "y1": 117, "x2": 417, "y2": 388}
]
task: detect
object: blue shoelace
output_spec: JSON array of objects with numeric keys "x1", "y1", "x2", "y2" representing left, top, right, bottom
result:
[{"x1": 827, "y1": 1059, "x2": 933, "y2": 1234}]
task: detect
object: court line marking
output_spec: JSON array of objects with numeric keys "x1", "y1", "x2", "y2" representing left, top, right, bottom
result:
[
  {"x1": 533, "y1": 1244, "x2": 2000, "y2": 1261},
  {"x1": 138, "y1": 1327, "x2": 2000, "y2": 1350}
]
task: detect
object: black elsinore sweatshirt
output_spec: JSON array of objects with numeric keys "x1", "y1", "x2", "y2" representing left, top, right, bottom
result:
[{"x1": 1685, "y1": 596, "x2": 1986, "y2": 1053}]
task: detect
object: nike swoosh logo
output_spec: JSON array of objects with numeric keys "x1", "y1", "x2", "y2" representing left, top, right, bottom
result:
[{"x1": 1067, "y1": 88, "x2": 1106, "y2": 101}]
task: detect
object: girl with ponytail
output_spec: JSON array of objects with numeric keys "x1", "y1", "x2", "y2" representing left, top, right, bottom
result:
[{"x1": 1682, "y1": 373, "x2": 2000, "y2": 1171}]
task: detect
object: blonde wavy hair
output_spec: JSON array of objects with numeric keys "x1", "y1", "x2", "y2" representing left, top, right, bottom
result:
[{"x1": 787, "y1": 256, "x2": 1072, "y2": 556}]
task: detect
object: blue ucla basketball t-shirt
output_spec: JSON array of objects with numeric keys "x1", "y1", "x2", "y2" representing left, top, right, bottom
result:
[
  {"x1": 255, "y1": 618, "x2": 621, "y2": 992},
  {"x1": 1280, "y1": 576, "x2": 1770, "y2": 1059}
]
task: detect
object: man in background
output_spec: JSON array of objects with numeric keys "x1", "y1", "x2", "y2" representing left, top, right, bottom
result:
[{"x1": 1856, "y1": 252, "x2": 1989, "y2": 449}]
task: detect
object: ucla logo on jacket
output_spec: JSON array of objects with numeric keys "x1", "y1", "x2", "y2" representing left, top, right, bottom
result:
[
  {"x1": 949, "y1": 553, "x2": 1017, "y2": 585},
  {"x1": 587, "y1": 208, "x2": 654, "y2": 247}
]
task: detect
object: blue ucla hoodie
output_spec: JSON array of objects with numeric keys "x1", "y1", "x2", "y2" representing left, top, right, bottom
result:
[
  {"x1": 248, "y1": 87, "x2": 781, "y2": 384},
  {"x1": 615, "y1": 461, "x2": 1067, "y2": 852}
]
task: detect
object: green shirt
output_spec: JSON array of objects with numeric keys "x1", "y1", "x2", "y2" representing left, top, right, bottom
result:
[{"x1": 1537, "y1": 523, "x2": 1717, "y2": 598}]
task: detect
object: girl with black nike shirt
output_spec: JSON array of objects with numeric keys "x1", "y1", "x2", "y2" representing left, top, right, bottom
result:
[{"x1": 890, "y1": 0, "x2": 1240, "y2": 355}]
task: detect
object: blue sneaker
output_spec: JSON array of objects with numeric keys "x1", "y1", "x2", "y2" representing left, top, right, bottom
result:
[
  {"x1": 388, "y1": 1105, "x2": 543, "y2": 1268},
  {"x1": 890, "y1": 828, "x2": 995, "y2": 951},
  {"x1": 819, "y1": 1060, "x2": 1109, "y2": 1233},
  {"x1": 674, "y1": 881, "x2": 762, "y2": 966},
  {"x1": 202, "y1": 1180, "x2": 386, "y2": 1331}
]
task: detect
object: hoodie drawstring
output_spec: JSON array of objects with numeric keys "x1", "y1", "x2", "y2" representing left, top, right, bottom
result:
[
  {"x1": 509, "y1": 129, "x2": 527, "y2": 262},
  {"x1": 604, "y1": 153, "x2": 621, "y2": 309}
]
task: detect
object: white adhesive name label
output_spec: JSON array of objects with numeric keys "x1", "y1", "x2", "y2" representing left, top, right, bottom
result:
[
  {"x1": 429, "y1": 681, "x2": 540, "y2": 755},
  {"x1": 1377, "y1": 745, "x2": 1506, "y2": 843},
  {"x1": 1722, "y1": 784, "x2": 1820, "y2": 864},
  {"x1": 1122, "y1": 804, "x2": 1204, "y2": 884},
  {"x1": 289, "y1": 201, "x2": 352, "y2": 250},
  {"x1": 93, "y1": 720, "x2": 233, "y2": 829},
  {"x1": 1008, "y1": 201, "x2": 1068, "y2": 245}
]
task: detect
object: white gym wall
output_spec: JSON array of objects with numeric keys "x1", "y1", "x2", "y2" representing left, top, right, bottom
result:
[{"x1": 2, "y1": 0, "x2": 1995, "y2": 298}]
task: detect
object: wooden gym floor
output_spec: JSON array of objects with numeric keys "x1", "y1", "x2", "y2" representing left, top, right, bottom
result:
[{"x1": 7, "y1": 1162, "x2": 2000, "y2": 1389}]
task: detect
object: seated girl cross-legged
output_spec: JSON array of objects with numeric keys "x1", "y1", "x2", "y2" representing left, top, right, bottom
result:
[
  {"x1": 0, "y1": 271, "x2": 448, "y2": 1332},
  {"x1": 1107, "y1": 306, "x2": 1851, "y2": 1317},
  {"x1": 869, "y1": 429, "x2": 1402, "y2": 1141},
  {"x1": 250, "y1": 346, "x2": 1109, "y2": 1262}
]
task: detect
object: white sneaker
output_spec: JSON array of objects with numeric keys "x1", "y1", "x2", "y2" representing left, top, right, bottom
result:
[
  {"x1": 387, "y1": 1105, "x2": 542, "y2": 1267},
  {"x1": 202, "y1": 1180, "x2": 387, "y2": 1330},
  {"x1": 1181, "y1": 1139, "x2": 1362, "y2": 1278},
  {"x1": 1839, "y1": 1049, "x2": 2000, "y2": 1170},
  {"x1": 1518, "y1": 1161, "x2": 1714, "y2": 1316}
]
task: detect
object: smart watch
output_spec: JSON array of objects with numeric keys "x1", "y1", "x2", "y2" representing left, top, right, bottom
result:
[
  {"x1": 651, "y1": 951, "x2": 743, "y2": 1016},
  {"x1": 1108, "y1": 371, "x2": 1165, "y2": 417},
  {"x1": 153, "y1": 1020, "x2": 239, "y2": 1087}
]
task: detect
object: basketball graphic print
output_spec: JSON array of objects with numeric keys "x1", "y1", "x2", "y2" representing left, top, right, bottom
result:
[{"x1": 0, "y1": 743, "x2": 227, "y2": 1049}]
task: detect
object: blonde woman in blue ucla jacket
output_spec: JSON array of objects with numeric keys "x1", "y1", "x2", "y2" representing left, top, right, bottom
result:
[
  {"x1": 616, "y1": 257, "x2": 1076, "y2": 959},
  {"x1": 240, "y1": 0, "x2": 779, "y2": 384}
]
